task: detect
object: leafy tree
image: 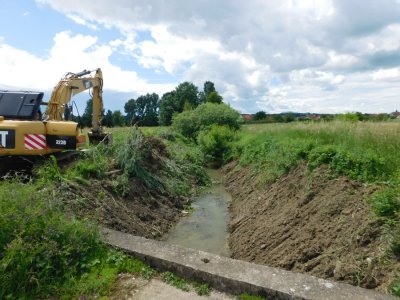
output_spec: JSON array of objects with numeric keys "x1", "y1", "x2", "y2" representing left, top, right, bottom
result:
[
  {"x1": 137, "y1": 93, "x2": 159, "y2": 126},
  {"x1": 124, "y1": 98, "x2": 137, "y2": 124},
  {"x1": 198, "y1": 125, "x2": 236, "y2": 166},
  {"x1": 282, "y1": 113, "x2": 295, "y2": 123},
  {"x1": 112, "y1": 110, "x2": 126, "y2": 127},
  {"x1": 159, "y1": 91, "x2": 177, "y2": 126},
  {"x1": 102, "y1": 109, "x2": 114, "y2": 127},
  {"x1": 81, "y1": 99, "x2": 93, "y2": 128},
  {"x1": 159, "y1": 82, "x2": 200, "y2": 125},
  {"x1": 203, "y1": 81, "x2": 216, "y2": 98},
  {"x1": 272, "y1": 114, "x2": 284, "y2": 123},
  {"x1": 80, "y1": 99, "x2": 105, "y2": 128},
  {"x1": 206, "y1": 91, "x2": 223, "y2": 104},
  {"x1": 172, "y1": 103, "x2": 240, "y2": 139},
  {"x1": 253, "y1": 111, "x2": 267, "y2": 121},
  {"x1": 124, "y1": 93, "x2": 159, "y2": 126},
  {"x1": 175, "y1": 81, "x2": 200, "y2": 108}
]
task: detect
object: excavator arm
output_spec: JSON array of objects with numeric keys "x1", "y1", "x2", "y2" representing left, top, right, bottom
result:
[{"x1": 44, "y1": 68, "x2": 109, "y2": 143}]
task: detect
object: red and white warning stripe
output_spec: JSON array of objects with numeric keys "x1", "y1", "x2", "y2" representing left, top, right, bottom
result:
[{"x1": 24, "y1": 134, "x2": 47, "y2": 150}]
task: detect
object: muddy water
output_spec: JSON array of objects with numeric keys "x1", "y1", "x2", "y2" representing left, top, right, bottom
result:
[{"x1": 165, "y1": 169, "x2": 231, "y2": 256}]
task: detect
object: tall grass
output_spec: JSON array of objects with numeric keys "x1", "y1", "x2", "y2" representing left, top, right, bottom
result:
[
  {"x1": 0, "y1": 126, "x2": 207, "y2": 299},
  {"x1": 233, "y1": 121, "x2": 400, "y2": 295},
  {"x1": 235, "y1": 121, "x2": 400, "y2": 182},
  {"x1": 0, "y1": 179, "x2": 154, "y2": 299}
]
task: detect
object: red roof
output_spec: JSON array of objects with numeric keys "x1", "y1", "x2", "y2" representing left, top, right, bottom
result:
[{"x1": 241, "y1": 114, "x2": 253, "y2": 120}]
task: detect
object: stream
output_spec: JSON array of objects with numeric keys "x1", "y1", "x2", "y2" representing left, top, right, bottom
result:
[{"x1": 165, "y1": 169, "x2": 231, "y2": 256}]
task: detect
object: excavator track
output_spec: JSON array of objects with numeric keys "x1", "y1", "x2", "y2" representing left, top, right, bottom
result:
[{"x1": 0, "y1": 151, "x2": 80, "y2": 179}]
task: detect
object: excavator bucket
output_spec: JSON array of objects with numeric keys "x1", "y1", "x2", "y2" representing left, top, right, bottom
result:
[{"x1": 88, "y1": 132, "x2": 112, "y2": 145}]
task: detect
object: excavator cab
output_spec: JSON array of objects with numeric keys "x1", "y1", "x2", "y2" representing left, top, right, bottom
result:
[{"x1": 0, "y1": 91, "x2": 43, "y2": 121}]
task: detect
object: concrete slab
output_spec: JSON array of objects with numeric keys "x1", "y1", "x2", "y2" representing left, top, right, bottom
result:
[
  {"x1": 108, "y1": 275, "x2": 234, "y2": 300},
  {"x1": 102, "y1": 228, "x2": 398, "y2": 300},
  {"x1": 136, "y1": 279, "x2": 235, "y2": 300}
]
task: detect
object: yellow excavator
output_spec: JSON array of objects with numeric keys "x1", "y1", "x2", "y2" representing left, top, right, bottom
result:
[{"x1": 0, "y1": 68, "x2": 110, "y2": 157}]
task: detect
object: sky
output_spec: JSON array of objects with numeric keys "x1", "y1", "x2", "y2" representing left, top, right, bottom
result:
[{"x1": 0, "y1": 0, "x2": 400, "y2": 114}]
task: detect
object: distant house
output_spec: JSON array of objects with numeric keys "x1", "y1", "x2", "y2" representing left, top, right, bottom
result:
[
  {"x1": 390, "y1": 110, "x2": 400, "y2": 118},
  {"x1": 241, "y1": 114, "x2": 253, "y2": 121},
  {"x1": 307, "y1": 114, "x2": 321, "y2": 120}
]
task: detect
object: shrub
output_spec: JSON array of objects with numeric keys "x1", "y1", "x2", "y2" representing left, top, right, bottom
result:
[
  {"x1": 0, "y1": 179, "x2": 156, "y2": 299},
  {"x1": 172, "y1": 103, "x2": 240, "y2": 139},
  {"x1": 308, "y1": 146, "x2": 387, "y2": 182},
  {"x1": 369, "y1": 187, "x2": 400, "y2": 219},
  {"x1": 0, "y1": 180, "x2": 104, "y2": 298},
  {"x1": 198, "y1": 125, "x2": 237, "y2": 166}
]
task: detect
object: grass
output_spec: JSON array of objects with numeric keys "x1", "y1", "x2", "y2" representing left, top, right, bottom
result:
[
  {"x1": 0, "y1": 126, "x2": 209, "y2": 299},
  {"x1": 161, "y1": 271, "x2": 211, "y2": 296},
  {"x1": 0, "y1": 179, "x2": 156, "y2": 299},
  {"x1": 232, "y1": 121, "x2": 400, "y2": 296},
  {"x1": 235, "y1": 121, "x2": 400, "y2": 182}
]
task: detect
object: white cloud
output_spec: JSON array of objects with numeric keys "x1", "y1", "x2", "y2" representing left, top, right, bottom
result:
[
  {"x1": 372, "y1": 68, "x2": 400, "y2": 81},
  {"x1": 15, "y1": 0, "x2": 400, "y2": 113},
  {"x1": 66, "y1": 14, "x2": 98, "y2": 30},
  {"x1": 0, "y1": 31, "x2": 174, "y2": 96}
]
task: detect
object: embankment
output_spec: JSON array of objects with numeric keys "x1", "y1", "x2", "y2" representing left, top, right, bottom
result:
[{"x1": 223, "y1": 160, "x2": 398, "y2": 293}]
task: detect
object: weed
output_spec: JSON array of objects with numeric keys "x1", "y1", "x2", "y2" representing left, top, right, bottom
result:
[
  {"x1": 369, "y1": 186, "x2": 400, "y2": 219},
  {"x1": 161, "y1": 272, "x2": 190, "y2": 291},
  {"x1": 392, "y1": 280, "x2": 400, "y2": 296},
  {"x1": 239, "y1": 293, "x2": 267, "y2": 300},
  {"x1": 0, "y1": 178, "x2": 155, "y2": 299},
  {"x1": 192, "y1": 282, "x2": 211, "y2": 296}
]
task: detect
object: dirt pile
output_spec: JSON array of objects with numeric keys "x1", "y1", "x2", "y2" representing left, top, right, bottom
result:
[
  {"x1": 59, "y1": 177, "x2": 186, "y2": 239},
  {"x1": 223, "y1": 161, "x2": 399, "y2": 292},
  {"x1": 57, "y1": 135, "x2": 192, "y2": 239}
]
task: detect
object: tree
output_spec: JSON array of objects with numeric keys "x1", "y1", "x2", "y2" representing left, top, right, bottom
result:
[
  {"x1": 136, "y1": 93, "x2": 159, "y2": 126},
  {"x1": 175, "y1": 81, "x2": 200, "y2": 108},
  {"x1": 103, "y1": 109, "x2": 114, "y2": 127},
  {"x1": 253, "y1": 111, "x2": 267, "y2": 121},
  {"x1": 124, "y1": 98, "x2": 137, "y2": 124},
  {"x1": 159, "y1": 82, "x2": 200, "y2": 126},
  {"x1": 80, "y1": 98, "x2": 105, "y2": 128},
  {"x1": 199, "y1": 81, "x2": 216, "y2": 103},
  {"x1": 81, "y1": 99, "x2": 93, "y2": 128},
  {"x1": 204, "y1": 81, "x2": 216, "y2": 97},
  {"x1": 172, "y1": 103, "x2": 241, "y2": 139},
  {"x1": 159, "y1": 91, "x2": 177, "y2": 126},
  {"x1": 206, "y1": 91, "x2": 223, "y2": 104},
  {"x1": 112, "y1": 110, "x2": 125, "y2": 127},
  {"x1": 124, "y1": 93, "x2": 159, "y2": 126}
]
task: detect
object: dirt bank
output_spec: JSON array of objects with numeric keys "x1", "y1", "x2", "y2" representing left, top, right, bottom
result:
[
  {"x1": 58, "y1": 177, "x2": 187, "y2": 239},
  {"x1": 55, "y1": 135, "x2": 199, "y2": 239},
  {"x1": 223, "y1": 161, "x2": 399, "y2": 292}
]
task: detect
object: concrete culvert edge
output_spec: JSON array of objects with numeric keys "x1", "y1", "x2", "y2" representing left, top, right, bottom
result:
[{"x1": 102, "y1": 227, "x2": 397, "y2": 300}]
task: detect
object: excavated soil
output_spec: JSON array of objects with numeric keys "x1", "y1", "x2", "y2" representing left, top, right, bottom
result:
[
  {"x1": 223, "y1": 161, "x2": 399, "y2": 292},
  {"x1": 59, "y1": 177, "x2": 187, "y2": 239},
  {"x1": 56, "y1": 136, "x2": 189, "y2": 239}
]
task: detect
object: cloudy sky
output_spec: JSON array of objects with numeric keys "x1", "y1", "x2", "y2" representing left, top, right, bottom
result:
[{"x1": 1, "y1": 0, "x2": 400, "y2": 114}]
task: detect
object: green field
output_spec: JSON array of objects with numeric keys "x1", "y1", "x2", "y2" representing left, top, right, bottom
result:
[{"x1": 1, "y1": 120, "x2": 400, "y2": 297}]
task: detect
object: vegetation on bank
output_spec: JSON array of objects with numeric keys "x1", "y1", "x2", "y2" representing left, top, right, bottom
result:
[
  {"x1": 0, "y1": 179, "x2": 155, "y2": 299},
  {"x1": 0, "y1": 126, "x2": 209, "y2": 299},
  {"x1": 227, "y1": 121, "x2": 400, "y2": 295}
]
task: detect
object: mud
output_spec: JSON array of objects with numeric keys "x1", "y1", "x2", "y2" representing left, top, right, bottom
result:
[{"x1": 223, "y1": 161, "x2": 399, "y2": 292}]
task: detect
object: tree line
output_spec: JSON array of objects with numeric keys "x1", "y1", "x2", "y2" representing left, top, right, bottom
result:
[{"x1": 74, "y1": 81, "x2": 223, "y2": 128}]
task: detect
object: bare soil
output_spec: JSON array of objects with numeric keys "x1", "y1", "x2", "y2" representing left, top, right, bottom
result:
[
  {"x1": 59, "y1": 177, "x2": 187, "y2": 239},
  {"x1": 223, "y1": 161, "x2": 399, "y2": 293},
  {"x1": 57, "y1": 136, "x2": 190, "y2": 239}
]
